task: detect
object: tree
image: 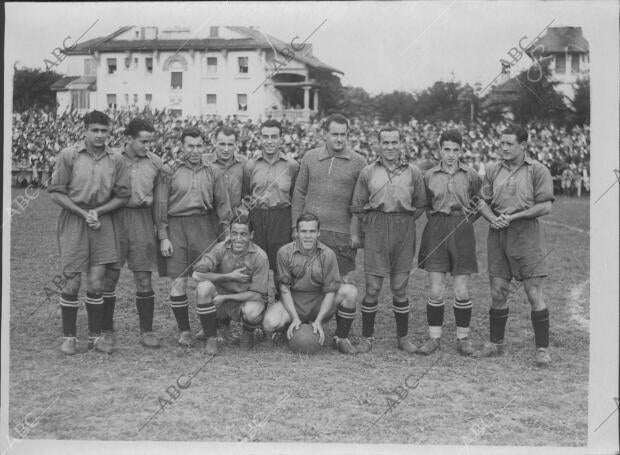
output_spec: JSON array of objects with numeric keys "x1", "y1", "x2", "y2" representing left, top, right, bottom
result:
[
  {"x1": 511, "y1": 60, "x2": 567, "y2": 123},
  {"x1": 373, "y1": 91, "x2": 416, "y2": 124},
  {"x1": 13, "y1": 67, "x2": 63, "y2": 113},
  {"x1": 570, "y1": 76, "x2": 590, "y2": 126},
  {"x1": 411, "y1": 81, "x2": 465, "y2": 123}
]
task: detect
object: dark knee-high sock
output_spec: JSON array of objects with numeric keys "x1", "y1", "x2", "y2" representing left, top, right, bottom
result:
[
  {"x1": 60, "y1": 293, "x2": 79, "y2": 337},
  {"x1": 85, "y1": 292, "x2": 104, "y2": 337},
  {"x1": 335, "y1": 304, "x2": 355, "y2": 338},
  {"x1": 196, "y1": 301, "x2": 217, "y2": 338},
  {"x1": 392, "y1": 298, "x2": 410, "y2": 338},
  {"x1": 426, "y1": 297, "x2": 444, "y2": 339},
  {"x1": 531, "y1": 308, "x2": 549, "y2": 348},
  {"x1": 361, "y1": 298, "x2": 378, "y2": 337},
  {"x1": 137, "y1": 291, "x2": 155, "y2": 332},
  {"x1": 170, "y1": 295, "x2": 190, "y2": 332},
  {"x1": 489, "y1": 308, "x2": 509, "y2": 343},
  {"x1": 101, "y1": 291, "x2": 116, "y2": 332},
  {"x1": 453, "y1": 299, "x2": 473, "y2": 339}
]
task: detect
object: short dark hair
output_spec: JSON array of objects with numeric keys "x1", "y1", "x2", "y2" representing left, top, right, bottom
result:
[
  {"x1": 324, "y1": 113, "x2": 349, "y2": 132},
  {"x1": 296, "y1": 212, "x2": 321, "y2": 231},
  {"x1": 377, "y1": 127, "x2": 401, "y2": 142},
  {"x1": 230, "y1": 209, "x2": 254, "y2": 233},
  {"x1": 83, "y1": 110, "x2": 110, "y2": 127},
  {"x1": 260, "y1": 119, "x2": 283, "y2": 135},
  {"x1": 181, "y1": 127, "x2": 203, "y2": 145},
  {"x1": 502, "y1": 124, "x2": 528, "y2": 143},
  {"x1": 439, "y1": 129, "x2": 462, "y2": 147},
  {"x1": 125, "y1": 118, "x2": 155, "y2": 138},
  {"x1": 213, "y1": 126, "x2": 238, "y2": 141}
]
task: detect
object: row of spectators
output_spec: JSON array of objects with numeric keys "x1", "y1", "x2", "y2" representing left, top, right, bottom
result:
[{"x1": 12, "y1": 107, "x2": 590, "y2": 196}]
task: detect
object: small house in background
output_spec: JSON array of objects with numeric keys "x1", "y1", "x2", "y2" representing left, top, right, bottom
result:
[{"x1": 52, "y1": 25, "x2": 343, "y2": 122}]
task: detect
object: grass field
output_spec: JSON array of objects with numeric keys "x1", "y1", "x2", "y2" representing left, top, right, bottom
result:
[{"x1": 8, "y1": 190, "x2": 589, "y2": 446}]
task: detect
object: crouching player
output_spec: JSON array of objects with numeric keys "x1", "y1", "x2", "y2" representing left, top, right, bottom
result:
[
  {"x1": 192, "y1": 213, "x2": 269, "y2": 353},
  {"x1": 262, "y1": 213, "x2": 359, "y2": 354}
]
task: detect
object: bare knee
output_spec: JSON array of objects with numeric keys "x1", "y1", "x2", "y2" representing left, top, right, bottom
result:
[
  {"x1": 134, "y1": 272, "x2": 153, "y2": 293},
  {"x1": 263, "y1": 304, "x2": 287, "y2": 332},
  {"x1": 62, "y1": 272, "x2": 81, "y2": 295},
  {"x1": 337, "y1": 284, "x2": 358, "y2": 309},
  {"x1": 242, "y1": 301, "x2": 265, "y2": 324},
  {"x1": 103, "y1": 268, "x2": 120, "y2": 292},
  {"x1": 490, "y1": 279, "x2": 510, "y2": 309},
  {"x1": 196, "y1": 280, "x2": 216, "y2": 299},
  {"x1": 364, "y1": 278, "x2": 382, "y2": 302},
  {"x1": 170, "y1": 277, "x2": 188, "y2": 297}
]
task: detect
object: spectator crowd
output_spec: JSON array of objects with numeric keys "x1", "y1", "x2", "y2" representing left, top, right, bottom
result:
[{"x1": 12, "y1": 107, "x2": 590, "y2": 196}]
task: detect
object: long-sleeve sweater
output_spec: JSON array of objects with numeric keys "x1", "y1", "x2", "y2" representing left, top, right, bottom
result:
[{"x1": 291, "y1": 145, "x2": 367, "y2": 235}]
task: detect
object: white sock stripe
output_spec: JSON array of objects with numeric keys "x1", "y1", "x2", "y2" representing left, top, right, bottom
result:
[
  {"x1": 427, "y1": 298, "x2": 445, "y2": 307},
  {"x1": 454, "y1": 300, "x2": 472, "y2": 308},
  {"x1": 60, "y1": 298, "x2": 79, "y2": 307},
  {"x1": 361, "y1": 305, "x2": 378, "y2": 312},
  {"x1": 102, "y1": 292, "x2": 115, "y2": 298},
  {"x1": 196, "y1": 307, "x2": 216, "y2": 315},
  {"x1": 392, "y1": 306, "x2": 410, "y2": 314},
  {"x1": 85, "y1": 298, "x2": 103, "y2": 305},
  {"x1": 136, "y1": 294, "x2": 155, "y2": 300},
  {"x1": 337, "y1": 310, "x2": 355, "y2": 319},
  {"x1": 169, "y1": 301, "x2": 189, "y2": 308}
]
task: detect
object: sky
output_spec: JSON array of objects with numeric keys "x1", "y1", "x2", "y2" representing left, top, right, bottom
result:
[{"x1": 4, "y1": 1, "x2": 611, "y2": 95}]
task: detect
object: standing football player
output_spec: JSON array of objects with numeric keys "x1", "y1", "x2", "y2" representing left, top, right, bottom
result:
[
  {"x1": 416, "y1": 129, "x2": 482, "y2": 356},
  {"x1": 262, "y1": 213, "x2": 359, "y2": 354},
  {"x1": 48, "y1": 110, "x2": 130, "y2": 355},
  {"x1": 210, "y1": 126, "x2": 246, "y2": 211},
  {"x1": 154, "y1": 127, "x2": 231, "y2": 354},
  {"x1": 292, "y1": 113, "x2": 367, "y2": 282},
  {"x1": 473, "y1": 125, "x2": 554, "y2": 366},
  {"x1": 351, "y1": 127, "x2": 427, "y2": 354},
  {"x1": 101, "y1": 118, "x2": 162, "y2": 350},
  {"x1": 192, "y1": 213, "x2": 269, "y2": 352},
  {"x1": 242, "y1": 120, "x2": 299, "y2": 288}
]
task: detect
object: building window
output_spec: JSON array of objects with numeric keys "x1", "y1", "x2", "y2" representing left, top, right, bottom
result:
[
  {"x1": 125, "y1": 57, "x2": 132, "y2": 69},
  {"x1": 238, "y1": 57, "x2": 248, "y2": 74},
  {"x1": 135, "y1": 30, "x2": 140, "y2": 39},
  {"x1": 124, "y1": 94, "x2": 129, "y2": 105},
  {"x1": 571, "y1": 54, "x2": 580, "y2": 73},
  {"x1": 206, "y1": 94, "x2": 217, "y2": 113},
  {"x1": 145, "y1": 94, "x2": 152, "y2": 105},
  {"x1": 207, "y1": 57, "x2": 217, "y2": 74},
  {"x1": 170, "y1": 109, "x2": 182, "y2": 117},
  {"x1": 84, "y1": 58, "x2": 97, "y2": 76},
  {"x1": 71, "y1": 90, "x2": 90, "y2": 110},
  {"x1": 146, "y1": 58, "x2": 153, "y2": 73},
  {"x1": 555, "y1": 54, "x2": 566, "y2": 74},
  {"x1": 237, "y1": 94, "x2": 248, "y2": 111},
  {"x1": 171, "y1": 72, "x2": 183, "y2": 89},
  {"x1": 133, "y1": 94, "x2": 138, "y2": 105},
  {"x1": 107, "y1": 94, "x2": 117, "y2": 109},
  {"x1": 107, "y1": 58, "x2": 117, "y2": 74}
]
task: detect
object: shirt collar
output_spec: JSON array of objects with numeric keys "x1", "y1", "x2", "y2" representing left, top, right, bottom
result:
[
  {"x1": 430, "y1": 161, "x2": 469, "y2": 174},
  {"x1": 122, "y1": 144, "x2": 148, "y2": 161},
  {"x1": 213, "y1": 153, "x2": 242, "y2": 167},
  {"x1": 293, "y1": 239, "x2": 325, "y2": 254},
  {"x1": 79, "y1": 143, "x2": 114, "y2": 158},
  {"x1": 224, "y1": 239, "x2": 257, "y2": 254},
  {"x1": 499, "y1": 155, "x2": 534, "y2": 169},
  {"x1": 317, "y1": 144, "x2": 352, "y2": 161},
  {"x1": 257, "y1": 151, "x2": 287, "y2": 163}
]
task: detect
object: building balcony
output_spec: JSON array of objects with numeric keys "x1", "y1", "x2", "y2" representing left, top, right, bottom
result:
[{"x1": 265, "y1": 109, "x2": 315, "y2": 122}]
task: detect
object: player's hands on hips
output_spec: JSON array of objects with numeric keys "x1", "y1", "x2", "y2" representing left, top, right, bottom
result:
[
  {"x1": 311, "y1": 320, "x2": 325, "y2": 345},
  {"x1": 227, "y1": 267, "x2": 251, "y2": 282},
  {"x1": 350, "y1": 234, "x2": 362, "y2": 249},
  {"x1": 160, "y1": 239, "x2": 174, "y2": 257},
  {"x1": 287, "y1": 318, "x2": 302, "y2": 340}
]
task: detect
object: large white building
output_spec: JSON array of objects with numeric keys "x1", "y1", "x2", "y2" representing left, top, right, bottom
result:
[{"x1": 51, "y1": 25, "x2": 343, "y2": 121}]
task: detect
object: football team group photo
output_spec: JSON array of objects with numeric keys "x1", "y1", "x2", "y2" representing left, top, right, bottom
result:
[{"x1": 5, "y1": 1, "x2": 616, "y2": 452}]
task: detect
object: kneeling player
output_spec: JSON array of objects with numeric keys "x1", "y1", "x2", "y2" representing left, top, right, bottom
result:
[
  {"x1": 192, "y1": 214, "x2": 269, "y2": 353},
  {"x1": 262, "y1": 213, "x2": 358, "y2": 354}
]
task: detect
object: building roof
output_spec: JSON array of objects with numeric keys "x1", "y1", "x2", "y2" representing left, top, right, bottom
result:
[
  {"x1": 50, "y1": 76, "x2": 79, "y2": 91},
  {"x1": 528, "y1": 26, "x2": 589, "y2": 54},
  {"x1": 64, "y1": 25, "x2": 343, "y2": 75}
]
